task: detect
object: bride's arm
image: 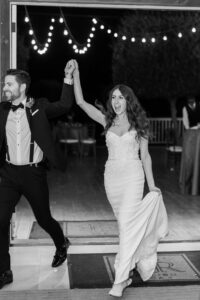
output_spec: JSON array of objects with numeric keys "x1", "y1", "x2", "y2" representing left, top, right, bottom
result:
[
  {"x1": 140, "y1": 137, "x2": 161, "y2": 194},
  {"x1": 72, "y1": 60, "x2": 106, "y2": 127}
]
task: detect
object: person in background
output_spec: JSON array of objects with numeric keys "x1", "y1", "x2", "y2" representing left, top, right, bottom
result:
[
  {"x1": 0, "y1": 60, "x2": 75, "y2": 289},
  {"x1": 72, "y1": 59, "x2": 168, "y2": 298},
  {"x1": 182, "y1": 96, "x2": 200, "y2": 130}
]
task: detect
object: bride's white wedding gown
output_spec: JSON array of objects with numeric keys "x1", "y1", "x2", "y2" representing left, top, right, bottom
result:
[{"x1": 104, "y1": 129, "x2": 168, "y2": 284}]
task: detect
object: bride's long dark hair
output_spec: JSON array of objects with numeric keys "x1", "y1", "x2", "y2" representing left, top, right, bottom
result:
[{"x1": 103, "y1": 84, "x2": 149, "y2": 139}]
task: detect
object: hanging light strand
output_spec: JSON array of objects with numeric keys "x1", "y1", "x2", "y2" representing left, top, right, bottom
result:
[
  {"x1": 24, "y1": 6, "x2": 200, "y2": 56},
  {"x1": 59, "y1": 8, "x2": 97, "y2": 54},
  {"x1": 24, "y1": 6, "x2": 55, "y2": 55}
]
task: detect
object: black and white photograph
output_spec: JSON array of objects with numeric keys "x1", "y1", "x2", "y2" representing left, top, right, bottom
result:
[{"x1": 0, "y1": 1, "x2": 200, "y2": 299}]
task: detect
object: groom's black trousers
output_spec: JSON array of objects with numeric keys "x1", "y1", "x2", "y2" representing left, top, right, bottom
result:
[{"x1": 0, "y1": 162, "x2": 65, "y2": 274}]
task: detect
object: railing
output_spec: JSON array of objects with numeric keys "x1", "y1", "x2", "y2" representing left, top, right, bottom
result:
[{"x1": 149, "y1": 118, "x2": 183, "y2": 144}]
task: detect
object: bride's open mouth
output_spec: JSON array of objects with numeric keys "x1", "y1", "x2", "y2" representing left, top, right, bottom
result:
[{"x1": 114, "y1": 105, "x2": 121, "y2": 113}]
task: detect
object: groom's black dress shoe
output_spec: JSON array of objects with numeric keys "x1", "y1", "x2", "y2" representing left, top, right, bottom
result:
[
  {"x1": 52, "y1": 237, "x2": 70, "y2": 268},
  {"x1": 0, "y1": 270, "x2": 13, "y2": 289}
]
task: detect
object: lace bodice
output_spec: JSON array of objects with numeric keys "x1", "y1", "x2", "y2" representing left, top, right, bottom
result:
[{"x1": 106, "y1": 129, "x2": 140, "y2": 161}]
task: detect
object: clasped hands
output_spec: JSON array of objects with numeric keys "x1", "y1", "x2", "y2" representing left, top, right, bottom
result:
[{"x1": 64, "y1": 59, "x2": 78, "y2": 79}]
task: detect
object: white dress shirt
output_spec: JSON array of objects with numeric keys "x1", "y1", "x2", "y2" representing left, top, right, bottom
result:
[
  {"x1": 6, "y1": 98, "x2": 43, "y2": 165},
  {"x1": 5, "y1": 78, "x2": 73, "y2": 165}
]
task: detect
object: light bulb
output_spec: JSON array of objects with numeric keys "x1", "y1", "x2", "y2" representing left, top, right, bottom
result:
[
  {"x1": 92, "y1": 18, "x2": 97, "y2": 24},
  {"x1": 64, "y1": 30, "x2": 68, "y2": 36}
]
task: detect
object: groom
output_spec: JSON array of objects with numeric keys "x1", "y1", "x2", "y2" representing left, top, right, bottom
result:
[{"x1": 0, "y1": 60, "x2": 75, "y2": 289}]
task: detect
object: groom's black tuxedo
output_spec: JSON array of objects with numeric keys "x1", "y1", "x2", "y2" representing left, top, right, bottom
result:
[
  {"x1": 0, "y1": 82, "x2": 73, "y2": 275},
  {"x1": 0, "y1": 83, "x2": 73, "y2": 170}
]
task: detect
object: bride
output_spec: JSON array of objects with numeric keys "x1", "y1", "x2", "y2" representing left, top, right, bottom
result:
[{"x1": 71, "y1": 59, "x2": 168, "y2": 297}]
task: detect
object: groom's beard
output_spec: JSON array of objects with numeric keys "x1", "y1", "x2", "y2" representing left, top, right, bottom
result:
[{"x1": 3, "y1": 90, "x2": 21, "y2": 102}]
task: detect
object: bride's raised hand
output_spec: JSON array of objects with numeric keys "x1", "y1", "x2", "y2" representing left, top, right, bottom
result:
[{"x1": 72, "y1": 59, "x2": 79, "y2": 77}]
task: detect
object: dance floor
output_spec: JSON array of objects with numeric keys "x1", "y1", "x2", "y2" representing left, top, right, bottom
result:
[
  {"x1": 1, "y1": 245, "x2": 200, "y2": 300},
  {"x1": 13, "y1": 145, "x2": 200, "y2": 242},
  {"x1": 1, "y1": 145, "x2": 200, "y2": 299}
]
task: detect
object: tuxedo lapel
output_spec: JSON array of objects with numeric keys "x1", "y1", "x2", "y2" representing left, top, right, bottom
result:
[
  {"x1": 0, "y1": 103, "x2": 10, "y2": 133},
  {"x1": 0, "y1": 103, "x2": 11, "y2": 165}
]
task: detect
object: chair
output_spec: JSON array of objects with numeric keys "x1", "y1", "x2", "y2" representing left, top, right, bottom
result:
[
  {"x1": 165, "y1": 128, "x2": 182, "y2": 170},
  {"x1": 59, "y1": 123, "x2": 81, "y2": 158},
  {"x1": 80, "y1": 124, "x2": 96, "y2": 160}
]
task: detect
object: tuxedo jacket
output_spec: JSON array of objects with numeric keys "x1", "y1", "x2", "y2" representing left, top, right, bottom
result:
[{"x1": 0, "y1": 83, "x2": 74, "y2": 171}]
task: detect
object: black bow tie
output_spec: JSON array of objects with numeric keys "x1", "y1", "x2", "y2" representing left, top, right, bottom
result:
[{"x1": 10, "y1": 103, "x2": 24, "y2": 111}]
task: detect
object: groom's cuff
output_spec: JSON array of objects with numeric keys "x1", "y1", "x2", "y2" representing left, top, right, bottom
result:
[{"x1": 64, "y1": 77, "x2": 73, "y2": 85}]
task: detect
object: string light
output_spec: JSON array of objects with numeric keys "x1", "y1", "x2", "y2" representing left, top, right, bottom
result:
[
  {"x1": 92, "y1": 18, "x2": 97, "y2": 24},
  {"x1": 24, "y1": 6, "x2": 200, "y2": 56},
  {"x1": 63, "y1": 29, "x2": 68, "y2": 36},
  {"x1": 24, "y1": 16, "x2": 29, "y2": 23},
  {"x1": 58, "y1": 8, "x2": 97, "y2": 54},
  {"x1": 24, "y1": 6, "x2": 55, "y2": 55}
]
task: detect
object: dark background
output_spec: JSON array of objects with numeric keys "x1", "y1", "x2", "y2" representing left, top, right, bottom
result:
[{"x1": 17, "y1": 5, "x2": 183, "y2": 123}]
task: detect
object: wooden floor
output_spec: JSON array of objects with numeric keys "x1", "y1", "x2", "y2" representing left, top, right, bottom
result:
[
  {"x1": 14, "y1": 145, "x2": 200, "y2": 242},
  {"x1": 1, "y1": 145, "x2": 200, "y2": 298}
]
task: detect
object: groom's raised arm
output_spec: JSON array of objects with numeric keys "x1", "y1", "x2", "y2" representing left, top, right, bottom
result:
[{"x1": 45, "y1": 60, "x2": 75, "y2": 119}]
